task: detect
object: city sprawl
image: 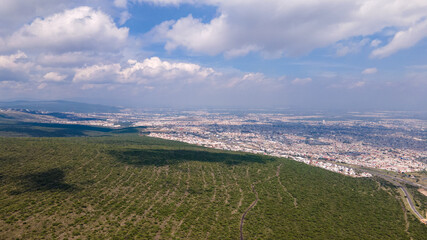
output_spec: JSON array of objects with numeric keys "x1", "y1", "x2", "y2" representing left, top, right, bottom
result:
[
  {"x1": 132, "y1": 111, "x2": 426, "y2": 177},
  {"x1": 2, "y1": 108, "x2": 426, "y2": 177}
]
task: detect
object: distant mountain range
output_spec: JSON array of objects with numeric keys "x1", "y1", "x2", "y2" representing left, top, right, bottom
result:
[{"x1": 0, "y1": 100, "x2": 122, "y2": 113}]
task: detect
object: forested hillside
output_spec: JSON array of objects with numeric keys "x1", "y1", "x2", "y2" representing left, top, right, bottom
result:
[{"x1": 0, "y1": 136, "x2": 425, "y2": 239}]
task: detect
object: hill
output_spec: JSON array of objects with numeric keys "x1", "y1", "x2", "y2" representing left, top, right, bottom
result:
[
  {"x1": 0, "y1": 117, "x2": 143, "y2": 137},
  {"x1": 0, "y1": 100, "x2": 121, "y2": 113},
  {"x1": 0, "y1": 134, "x2": 426, "y2": 239}
]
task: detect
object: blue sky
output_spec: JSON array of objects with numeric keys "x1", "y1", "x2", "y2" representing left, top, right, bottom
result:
[{"x1": 0, "y1": 0, "x2": 426, "y2": 110}]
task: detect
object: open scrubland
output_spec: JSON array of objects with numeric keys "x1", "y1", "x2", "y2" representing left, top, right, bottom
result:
[{"x1": 0, "y1": 134, "x2": 426, "y2": 239}]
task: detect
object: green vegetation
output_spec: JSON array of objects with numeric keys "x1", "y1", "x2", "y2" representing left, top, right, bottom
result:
[
  {"x1": 0, "y1": 120, "x2": 144, "y2": 137},
  {"x1": 405, "y1": 184, "x2": 427, "y2": 218},
  {"x1": 0, "y1": 135, "x2": 426, "y2": 239}
]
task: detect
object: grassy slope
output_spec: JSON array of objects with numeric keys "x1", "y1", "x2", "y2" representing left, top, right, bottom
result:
[
  {"x1": 0, "y1": 118, "x2": 143, "y2": 137},
  {"x1": 0, "y1": 135, "x2": 426, "y2": 239}
]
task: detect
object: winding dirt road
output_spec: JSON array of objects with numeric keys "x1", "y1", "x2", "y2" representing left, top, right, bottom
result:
[{"x1": 240, "y1": 184, "x2": 259, "y2": 240}]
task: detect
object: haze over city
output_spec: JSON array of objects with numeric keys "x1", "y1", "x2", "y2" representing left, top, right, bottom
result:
[{"x1": 0, "y1": 0, "x2": 426, "y2": 110}]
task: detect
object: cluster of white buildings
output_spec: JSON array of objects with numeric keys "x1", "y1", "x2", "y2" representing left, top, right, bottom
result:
[
  {"x1": 292, "y1": 157, "x2": 372, "y2": 177},
  {"x1": 149, "y1": 131, "x2": 373, "y2": 177},
  {"x1": 143, "y1": 111, "x2": 426, "y2": 175}
]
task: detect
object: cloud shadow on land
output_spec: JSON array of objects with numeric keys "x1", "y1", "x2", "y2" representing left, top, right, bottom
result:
[
  {"x1": 109, "y1": 149, "x2": 274, "y2": 167},
  {"x1": 10, "y1": 168, "x2": 75, "y2": 195}
]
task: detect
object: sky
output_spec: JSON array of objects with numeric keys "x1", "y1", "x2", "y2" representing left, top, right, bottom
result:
[{"x1": 0, "y1": 0, "x2": 426, "y2": 111}]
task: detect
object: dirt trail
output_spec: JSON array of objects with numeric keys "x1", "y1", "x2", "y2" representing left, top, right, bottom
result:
[
  {"x1": 239, "y1": 184, "x2": 259, "y2": 240},
  {"x1": 276, "y1": 164, "x2": 298, "y2": 208},
  {"x1": 240, "y1": 163, "x2": 298, "y2": 239},
  {"x1": 210, "y1": 168, "x2": 217, "y2": 202}
]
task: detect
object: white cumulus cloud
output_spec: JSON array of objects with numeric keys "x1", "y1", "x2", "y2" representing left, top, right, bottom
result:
[
  {"x1": 0, "y1": 6, "x2": 129, "y2": 53},
  {"x1": 0, "y1": 51, "x2": 30, "y2": 70},
  {"x1": 0, "y1": 51, "x2": 36, "y2": 82},
  {"x1": 149, "y1": 0, "x2": 427, "y2": 58},
  {"x1": 371, "y1": 19, "x2": 427, "y2": 58},
  {"x1": 73, "y1": 57, "x2": 217, "y2": 84},
  {"x1": 43, "y1": 72, "x2": 67, "y2": 82},
  {"x1": 73, "y1": 64, "x2": 122, "y2": 83}
]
